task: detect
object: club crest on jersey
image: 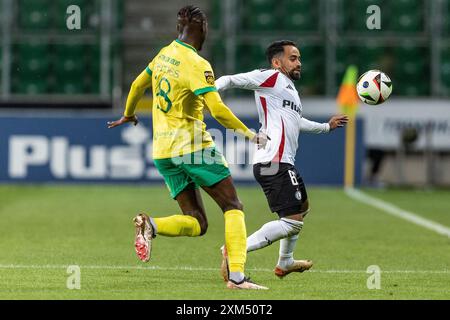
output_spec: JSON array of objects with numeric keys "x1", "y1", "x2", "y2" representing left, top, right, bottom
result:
[
  {"x1": 204, "y1": 71, "x2": 215, "y2": 85},
  {"x1": 295, "y1": 191, "x2": 302, "y2": 200}
]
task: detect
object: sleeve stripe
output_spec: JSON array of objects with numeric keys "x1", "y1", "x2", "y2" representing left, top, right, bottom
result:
[
  {"x1": 193, "y1": 86, "x2": 217, "y2": 96},
  {"x1": 259, "y1": 72, "x2": 279, "y2": 88},
  {"x1": 145, "y1": 66, "x2": 152, "y2": 76}
]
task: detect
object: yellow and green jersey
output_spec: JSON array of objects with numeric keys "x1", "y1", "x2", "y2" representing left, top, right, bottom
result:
[{"x1": 147, "y1": 39, "x2": 217, "y2": 159}]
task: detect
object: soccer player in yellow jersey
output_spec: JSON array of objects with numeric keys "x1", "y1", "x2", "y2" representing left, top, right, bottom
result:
[{"x1": 108, "y1": 5, "x2": 269, "y2": 289}]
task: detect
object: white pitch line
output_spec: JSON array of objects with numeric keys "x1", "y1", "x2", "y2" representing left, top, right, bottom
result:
[
  {"x1": 346, "y1": 188, "x2": 450, "y2": 238},
  {"x1": 0, "y1": 264, "x2": 448, "y2": 274}
]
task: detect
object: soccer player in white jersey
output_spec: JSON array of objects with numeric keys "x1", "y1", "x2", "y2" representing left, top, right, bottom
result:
[{"x1": 216, "y1": 40, "x2": 348, "y2": 279}]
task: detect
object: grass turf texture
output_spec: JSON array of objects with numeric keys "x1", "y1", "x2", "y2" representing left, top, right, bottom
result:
[{"x1": 0, "y1": 185, "x2": 449, "y2": 299}]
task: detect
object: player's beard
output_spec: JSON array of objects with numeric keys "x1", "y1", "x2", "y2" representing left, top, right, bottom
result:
[
  {"x1": 280, "y1": 65, "x2": 301, "y2": 81},
  {"x1": 289, "y1": 69, "x2": 301, "y2": 81}
]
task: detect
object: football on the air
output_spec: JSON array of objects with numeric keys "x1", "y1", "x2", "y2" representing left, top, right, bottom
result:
[{"x1": 356, "y1": 70, "x2": 393, "y2": 105}]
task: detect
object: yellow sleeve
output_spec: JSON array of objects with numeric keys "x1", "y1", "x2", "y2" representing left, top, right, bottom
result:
[
  {"x1": 189, "y1": 59, "x2": 217, "y2": 96},
  {"x1": 203, "y1": 91, "x2": 256, "y2": 140},
  {"x1": 123, "y1": 66, "x2": 153, "y2": 117}
]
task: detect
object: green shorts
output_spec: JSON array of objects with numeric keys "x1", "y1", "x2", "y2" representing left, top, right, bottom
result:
[{"x1": 154, "y1": 147, "x2": 231, "y2": 199}]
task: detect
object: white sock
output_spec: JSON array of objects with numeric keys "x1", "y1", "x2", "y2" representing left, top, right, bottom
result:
[
  {"x1": 247, "y1": 218, "x2": 303, "y2": 252},
  {"x1": 278, "y1": 234, "x2": 300, "y2": 269},
  {"x1": 229, "y1": 272, "x2": 245, "y2": 283}
]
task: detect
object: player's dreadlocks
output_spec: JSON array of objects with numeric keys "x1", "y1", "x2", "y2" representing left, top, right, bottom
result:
[
  {"x1": 177, "y1": 5, "x2": 206, "y2": 31},
  {"x1": 266, "y1": 40, "x2": 297, "y2": 66}
]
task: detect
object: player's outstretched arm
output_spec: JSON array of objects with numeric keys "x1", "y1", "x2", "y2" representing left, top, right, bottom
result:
[
  {"x1": 215, "y1": 70, "x2": 270, "y2": 92},
  {"x1": 299, "y1": 115, "x2": 348, "y2": 134},
  {"x1": 203, "y1": 91, "x2": 270, "y2": 148},
  {"x1": 107, "y1": 69, "x2": 153, "y2": 128}
]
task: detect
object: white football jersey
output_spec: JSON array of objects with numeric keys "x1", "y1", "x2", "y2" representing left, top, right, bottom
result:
[{"x1": 216, "y1": 69, "x2": 330, "y2": 165}]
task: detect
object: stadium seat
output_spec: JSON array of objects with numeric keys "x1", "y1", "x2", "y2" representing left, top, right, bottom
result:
[
  {"x1": 441, "y1": 47, "x2": 450, "y2": 87},
  {"x1": 282, "y1": 11, "x2": 317, "y2": 31},
  {"x1": 209, "y1": 0, "x2": 221, "y2": 30},
  {"x1": 12, "y1": 75, "x2": 49, "y2": 94},
  {"x1": 335, "y1": 45, "x2": 359, "y2": 83},
  {"x1": 282, "y1": 0, "x2": 318, "y2": 31},
  {"x1": 53, "y1": 43, "x2": 85, "y2": 77},
  {"x1": 19, "y1": 0, "x2": 51, "y2": 29},
  {"x1": 209, "y1": 41, "x2": 226, "y2": 77},
  {"x1": 15, "y1": 42, "x2": 50, "y2": 76},
  {"x1": 236, "y1": 42, "x2": 268, "y2": 71},
  {"x1": 444, "y1": 0, "x2": 450, "y2": 35},
  {"x1": 53, "y1": 79, "x2": 84, "y2": 94},
  {"x1": 356, "y1": 45, "x2": 391, "y2": 72},
  {"x1": 394, "y1": 45, "x2": 427, "y2": 78},
  {"x1": 298, "y1": 45, "x2": 325, "y2": 95},
  {"x1": 247, "y1": 12, "x2": 277, "y2": 31},
  {"x1": 244, "y1": 0, "x2": 277, "y2": 30},
  {"x1": 246, "y1": 0, "x2": 276, "y2": 10},
  {"x1": 388, "y1": 0, "x2": 423, "y2": 32}
]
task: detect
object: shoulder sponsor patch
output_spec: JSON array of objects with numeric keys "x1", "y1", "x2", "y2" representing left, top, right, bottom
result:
[{"x1": 204, "y1": 71, "x2": 215, "y2": 85}]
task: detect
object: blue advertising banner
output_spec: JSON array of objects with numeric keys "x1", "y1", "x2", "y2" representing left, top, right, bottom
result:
[{"x1": 0, "y1": 114, "x2": 364, "y2": 185}]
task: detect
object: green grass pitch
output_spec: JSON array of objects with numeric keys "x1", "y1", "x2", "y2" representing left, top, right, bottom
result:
[{"x1": 0, "y1": 185, "x2": 449, "y2": 300}]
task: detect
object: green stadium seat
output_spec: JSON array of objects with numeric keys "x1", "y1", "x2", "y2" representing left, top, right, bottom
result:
[
  {"x1": 11, "y1": 41, "x2": 50, "y2": 94},
  {"x1": 236, "y1": 42, "x2": 268, "y2": 71},
  {"x1": 282, "y1": 0, "x2": 318, "y2": 30},
  {"x1": 53, "y1": 43, "x2": 85, "y2": 77},
  {"x1": 297, "y1": 45, "x2": 324, "y2": 95},
  {"x1": 389, "y1": 13, "x2": 422, "y2": 32},
  {"x1": 282, "y1": 11, "x2": 317, "y2": 31},
  {"x1": 244, "y1": 0, "x2": 276, "y2": 30},
  {"x1": 12, "y1": 75, "x2": 49, "y2": 94},
  {"x1": 444, "y1": 0, "x2": 450, "y2": 35},
  {"x1": 209, "y1": 41, "x2": 226, "y2": 76},
  {"x1": 247, "y1": 12, "x2": 277, "y2": 30},
  {"x1": 356, "y1": 45, "x2": 391, "y2": 72},
  {"x1": 335, "y1": 45, "x2": 359, "y2": 83},
  {"x1": 395, "y1": 83, "x2": 429, "y2": 96},
  {"x1": 53, "y1": 79, "x2": 84, "y2": 94},
  {"x1": 441, "y1": 47, "x2": 450, "y2": 87},
  {"x1": 84, "y1": 74, "x2": 100, "y2": 94},
  {"x1": 210, "y1": 0, "x2": 222, "y2": 30},
  {"x1": 393, "y1": 45, "x2": 427, "y2": 77},
  {"x1": 19, "y1": 0, "x2": 51, "y2": 29},
  {"x1": 247, "y1": 0, "x2": 276, "y2": 10},
  {"x1": 15, "y1": 42, "x2": 50, "y2": 75},
  {"x1": 392, "y1": 45, "x2": 428, "y2": 96},
  {"x1": 285, "y1": 0, "x2": 314, "y2": 8},
  {"x1": 390, "y1": 0, "x2": 422, "y2": 13},
  {"x1": 86, "y1": 45, "x2": 100, "y2": 73},
  {"x1": 387, "y1": 0, "x2": 423, "y2": 32},
  {"x1": 299, "y1": 45, "x2": 323, "y2": 67}
]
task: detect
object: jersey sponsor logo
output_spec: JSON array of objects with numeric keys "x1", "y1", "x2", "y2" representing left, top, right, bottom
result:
[
  {"x1": 204, "y1": 71, "x2": 215, "y2": 85},
  {"x1": 158, "y1": 54, "x2": 181, "y2": 66},
  {"x1": 295, "y1": 190, "x2": 302, "y2": 200},
  {"x1": 282, "y1": 99, "x2": 301, "y2": 115}
]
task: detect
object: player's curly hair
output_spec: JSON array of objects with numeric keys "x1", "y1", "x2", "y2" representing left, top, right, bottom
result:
[
  {"x1": 266, "y1": 40, "x2": 297, "y2": 65},
  {"x1": 177, "y1": 5, "x2": 206, "y2": 31}
]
